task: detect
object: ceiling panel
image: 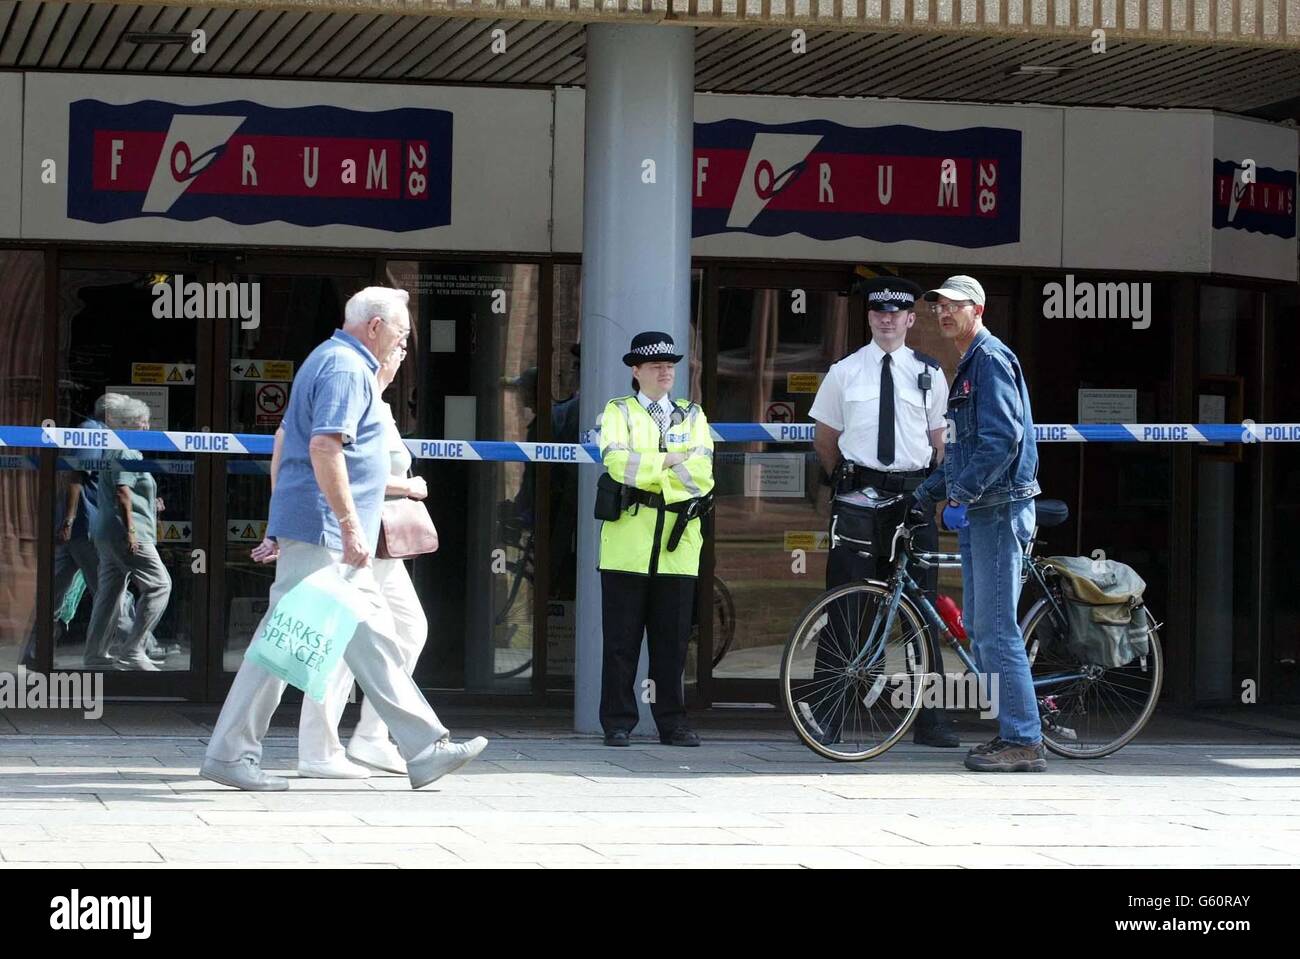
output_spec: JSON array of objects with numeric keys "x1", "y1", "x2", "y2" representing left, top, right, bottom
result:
[{"x1": 0, "y1": 1, "x2": 1292, "y2": 119}]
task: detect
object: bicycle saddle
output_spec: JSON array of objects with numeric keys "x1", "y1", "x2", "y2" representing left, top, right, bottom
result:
[{"x1": 1035, "y1": 498, "x2": 1070, "y2": 528}]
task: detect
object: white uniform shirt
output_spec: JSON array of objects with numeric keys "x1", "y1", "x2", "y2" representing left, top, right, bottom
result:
[{"x1": 810, "y1": 341, "x2": 950, "y2": 472}]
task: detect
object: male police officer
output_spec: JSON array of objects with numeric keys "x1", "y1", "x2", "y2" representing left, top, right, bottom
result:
[{"x1": 809, "y1": 276, "x2": 958, "y2": 748}]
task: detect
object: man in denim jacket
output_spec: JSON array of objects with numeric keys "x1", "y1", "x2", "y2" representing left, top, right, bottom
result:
[{"x1": 912, "y1": 276, "x2": 1046, "y2": 772}]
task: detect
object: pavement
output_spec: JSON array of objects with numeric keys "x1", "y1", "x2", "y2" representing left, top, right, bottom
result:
[{"x1": 0, "y1": 705, "x2": 1298, "y2": 869}]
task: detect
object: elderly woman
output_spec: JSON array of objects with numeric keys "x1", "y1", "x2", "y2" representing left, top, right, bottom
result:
[
  {"x1": 252, "y1": 340, "x2": 434, "y2": 779},
  {"x1": 84, "y1": 396, "x2": 172, "y2": 671}
]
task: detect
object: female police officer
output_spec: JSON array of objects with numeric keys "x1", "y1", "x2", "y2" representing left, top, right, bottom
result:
[{"x1": 596, "y1": 332, "x2": 714, "y2": 747}]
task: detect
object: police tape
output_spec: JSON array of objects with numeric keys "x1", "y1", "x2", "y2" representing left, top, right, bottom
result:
[{"x1": 0, "y1": 423, "x2": 1297, "y2": 467}]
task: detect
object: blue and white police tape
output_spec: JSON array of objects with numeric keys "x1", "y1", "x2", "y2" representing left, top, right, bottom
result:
[{"x1": 1, "y1": 422, "x2": 1299, "y2": 465}]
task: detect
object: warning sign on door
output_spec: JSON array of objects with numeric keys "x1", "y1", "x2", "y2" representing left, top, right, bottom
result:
[
  {"x1": 227, "y1": 519, "x2": 268, "y2": 542},
  {"x1": 786, "y1": 373, "x2": 824, "y2": 394},
  {"x1": 133, "y1": 362, "x2": 195, "y2": 385},
  {"x1": 157, "y1": 520, "x2": 192, "y2": 544},
  {"x1": 231, "y1": 359, "x2": 294, "y2": 382},
  {"x1": 783, "y1": 531, "x2": 831, "y2": 552}
]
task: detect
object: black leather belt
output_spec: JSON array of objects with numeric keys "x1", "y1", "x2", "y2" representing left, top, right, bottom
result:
[{"x1": 839, "y1": 464, "x2": 930, "y2": 494}]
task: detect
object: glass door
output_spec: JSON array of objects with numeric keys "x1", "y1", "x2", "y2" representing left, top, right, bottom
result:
[
  {"x1": 209, "y1": 256, "x2": 377, "y2": 700},
  {"x1": 53, "y1": 252, "x2": 217, "y2": 697},
  {"x1": 703, "y1": 266, "x2": 859, "y2": 702}
]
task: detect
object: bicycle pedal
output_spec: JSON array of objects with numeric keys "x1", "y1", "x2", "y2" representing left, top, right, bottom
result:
[{"x1": 1043, "y1": 719, "x2": 1078, "y2": 741}]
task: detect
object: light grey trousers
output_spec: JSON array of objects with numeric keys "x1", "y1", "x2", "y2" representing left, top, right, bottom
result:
[
  {"x1": 85, "y1": 538, "x2": 172, "y2": 660},
  {"x1": 298, "y1": 556, "x2": 431, "y2": 763},
  {"x1": 206, "y1": 540, "x2": 449, "y2": 765}
]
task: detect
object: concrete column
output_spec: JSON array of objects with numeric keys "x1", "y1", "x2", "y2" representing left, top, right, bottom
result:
[{"x1": 574, "y1": 23, "x2": 695, "y2": 734}]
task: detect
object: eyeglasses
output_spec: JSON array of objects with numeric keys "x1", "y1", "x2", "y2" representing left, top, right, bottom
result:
[
  {"x1": 933, "y1": 301, "x2": 974, "y2": 315},
  {"x1": 378, "y1": 315, "x2": 411, "y2": 343}
]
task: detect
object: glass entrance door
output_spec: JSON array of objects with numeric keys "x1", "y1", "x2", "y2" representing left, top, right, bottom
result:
[
  {"x1": 52, "y1": 253, "x2": 217, "y2": 697},
  {"x1": 704, "y1": 267, "x2": 859, "y2": 701},
  {"x1": 210, "y1": 257, "x2": 377, "y2": 699}
]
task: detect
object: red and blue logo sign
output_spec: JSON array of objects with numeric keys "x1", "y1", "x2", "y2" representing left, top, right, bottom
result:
[
  {"x1": 1211, "y1": 159, "x2": 1296, "y2": 238},
  {"x1": 693, "y1": 120, "x2": 1022, "y2": 247},
  {"x1": 67, "y1": 99, "x2": 453, "y2": 231}
]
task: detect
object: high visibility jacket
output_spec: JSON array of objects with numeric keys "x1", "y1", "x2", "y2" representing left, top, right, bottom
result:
[{"x1": 598, "y1": 395, "x2": 715, "y2": 577}]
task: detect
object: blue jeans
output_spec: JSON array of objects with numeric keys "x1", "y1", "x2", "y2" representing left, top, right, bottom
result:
[{"x1": 958, "y1": 499, "x2": 1040, "y2": 745}]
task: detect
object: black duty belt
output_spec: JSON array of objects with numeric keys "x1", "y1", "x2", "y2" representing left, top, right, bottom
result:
[
  {"x1": 837, "y1": 464, "x2": 930, "y2": 494},
  {"x1": 625, "y1": 487, "x2": 715, "y2": 551}
]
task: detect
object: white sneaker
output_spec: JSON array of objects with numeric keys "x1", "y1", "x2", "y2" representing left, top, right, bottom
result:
[
  {"x1": 346, "y1": 737, "x2": 406, "y2": 775},
  {"x1": 408, "y1": 736, "x2": 489, "y2": 789},
  {"x1": 117, "y1": 652, "x2": 161, "y2": 672},
  {"x1": 297, "y1": 756, "x2": 371, "y2": 779}
]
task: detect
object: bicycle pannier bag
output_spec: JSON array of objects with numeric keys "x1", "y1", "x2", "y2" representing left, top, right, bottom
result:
[
  {"x1": 1046, "y1": 556, "x2": 1151, "y2": 668},
  {"x1": 830, "y1": 488, "x2": 910, "y2": 559}
]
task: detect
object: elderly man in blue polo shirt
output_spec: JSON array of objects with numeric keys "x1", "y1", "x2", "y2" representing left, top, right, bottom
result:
[{"x1": 202, "y1": 287, "x2": 487, "y2": 791}]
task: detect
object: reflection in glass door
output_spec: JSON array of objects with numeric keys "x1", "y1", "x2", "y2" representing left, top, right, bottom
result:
[
  {"x1": 709, "y1": 280, "x2": 854, "y2": 685},
  {"x1": 53, "y1": 262, "x2": 210, "y2": 684},
  {"x1": 385, "y1": 260, "x2": 540, "y2": 694}
]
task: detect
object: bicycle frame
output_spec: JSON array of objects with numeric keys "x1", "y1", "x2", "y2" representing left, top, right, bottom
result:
[{"x1": 845, "y1": 522, "x2": 1095, "y2": 692}]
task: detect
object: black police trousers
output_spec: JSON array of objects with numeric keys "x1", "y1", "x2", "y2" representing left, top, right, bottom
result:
[{"x1": 599, "y1": 571, "x2": 695, "y2": 735}]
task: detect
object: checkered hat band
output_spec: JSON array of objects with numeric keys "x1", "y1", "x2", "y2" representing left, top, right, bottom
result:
[
  {"x1": 867, "y1": 290, "x2": 913, "y2": 304},
  {"x1": 633, "y1": 342, "x2": 675, "y2": 356}
]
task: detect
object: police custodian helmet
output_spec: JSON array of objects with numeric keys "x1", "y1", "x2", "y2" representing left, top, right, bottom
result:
[{"x1": 623, "y1": 331, "x2": 684, "y2": 367}]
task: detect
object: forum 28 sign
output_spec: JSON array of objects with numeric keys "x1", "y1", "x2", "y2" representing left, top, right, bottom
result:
[
  {"x1": 66, "y1": 99, "x2": 453, "y2": 232},
  {"x1": 692, "y1": 119, "x2": 1023, "y2": 247}
]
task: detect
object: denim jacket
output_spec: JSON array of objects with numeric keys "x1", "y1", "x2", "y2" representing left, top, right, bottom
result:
[{"x1": 916, "y1": 328, "x2": 1040, "y2": 510}]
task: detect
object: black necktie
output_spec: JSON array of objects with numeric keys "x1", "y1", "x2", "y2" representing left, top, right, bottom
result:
[{"x1": 878, "y1": 353, "x2": 895, "y2": 466}]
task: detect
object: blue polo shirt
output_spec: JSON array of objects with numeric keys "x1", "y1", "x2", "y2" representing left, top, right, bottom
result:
[{"x1": 266, "y1": 330, "x2": 388, "y2": 552}]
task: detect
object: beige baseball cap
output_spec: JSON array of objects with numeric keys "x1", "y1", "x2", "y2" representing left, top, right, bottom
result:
[{"x1": 922, "y1": 275, "x2": 986, "y2": 307}]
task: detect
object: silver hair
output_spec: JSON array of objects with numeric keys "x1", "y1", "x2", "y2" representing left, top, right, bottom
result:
[
  {"x1": 110, "y1": 397, "x2": 151, "y2": 427},
  {"x1": 344, "y1": 286, "x2": 410, "y2": 329},
  {"x1": 96, "y1": 392, "x2": 130, "y2": 423}
]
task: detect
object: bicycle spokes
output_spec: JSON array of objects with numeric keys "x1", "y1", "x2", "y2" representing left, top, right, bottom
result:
[
  {"x1": 1025, "y1": 605, "x2": 1162, "y2": 758},
  {"x1": 783, "y1": 583, "x2": 930, "y2": 761}
]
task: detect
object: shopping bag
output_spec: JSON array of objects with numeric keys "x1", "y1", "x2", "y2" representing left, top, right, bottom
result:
[
  {"x1": 244, "y1": 566, "x2": 369, "y2": 703},
  {"x1": 57, "y1": 571, "x2": 87, "y2": 626}
]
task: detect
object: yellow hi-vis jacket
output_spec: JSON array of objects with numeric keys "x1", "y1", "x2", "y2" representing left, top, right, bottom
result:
[{"x1": 598, "y1": 395, "x2": 715, "y2": 577}]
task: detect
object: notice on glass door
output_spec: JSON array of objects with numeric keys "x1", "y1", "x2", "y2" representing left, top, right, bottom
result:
[
  {"x1": 107, "y1": 385, "x2": 168, "y2": 431},
  {"x1": 744, "y1": 453, "x2": 806, "y2": 498}
]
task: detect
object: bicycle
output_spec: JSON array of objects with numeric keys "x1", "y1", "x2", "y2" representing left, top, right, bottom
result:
[
  {"x1": 780, "y1": 497, "x2": 1163, "y2": 762},
  {"x1": 492, "y1": 506, "x2": 738, "y2": 679}
]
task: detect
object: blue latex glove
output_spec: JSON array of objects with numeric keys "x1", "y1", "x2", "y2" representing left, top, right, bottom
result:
[{"x1": 942, "y1": 502, "x2": 969, "y2": 531}]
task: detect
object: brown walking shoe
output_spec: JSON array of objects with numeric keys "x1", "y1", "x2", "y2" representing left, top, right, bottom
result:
[{"x1": 964, "y1": 737, "x2": 1047, "y2": 772}]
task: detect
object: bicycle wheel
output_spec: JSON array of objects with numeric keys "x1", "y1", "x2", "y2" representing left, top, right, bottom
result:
[
  {"x1": 780, "y1": 581, "x2": 930, "y2": 761},
  {"x1": 1021, "y1": 600, "x2": 1163, "y2": 759},
  {"x1": 710, "y1": 575, "x2": 737, "y2": 669}
]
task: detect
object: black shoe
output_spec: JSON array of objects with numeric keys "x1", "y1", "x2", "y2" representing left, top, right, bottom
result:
[
  {"x1": 603, "y1": 730, "x2": 631, "y2": 747},
  {"x1": 912, "y1": 709, "x2": 960, "y2": 748},
  {"x1": 659, "y1": 727, "x2": 701, "y2": 747}
]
